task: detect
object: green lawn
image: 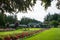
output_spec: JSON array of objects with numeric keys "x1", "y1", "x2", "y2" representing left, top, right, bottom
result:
[
  {"x1": 0, "y1": 28, "x2": 41, "y2": 38},
  {"x1": 25, "y1": 28, "x2": 60, "y2": 40}
]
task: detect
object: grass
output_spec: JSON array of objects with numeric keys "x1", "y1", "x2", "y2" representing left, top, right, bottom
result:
[
  {"x1": 0, "y1": 28, "x2": 41, "y2": 37},
  {"x1": 25, "y1": 28, "x2": 60, "y2": 40}
]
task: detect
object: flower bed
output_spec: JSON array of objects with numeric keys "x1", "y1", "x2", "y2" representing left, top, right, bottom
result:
[
  {"x1": 0, "y1": 28, "x2": 48, "y2": 40},
  {"x1": 0, "y1": 28, "x2": 15, "y2": 32}
]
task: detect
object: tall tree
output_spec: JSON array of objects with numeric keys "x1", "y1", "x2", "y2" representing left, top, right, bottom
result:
[
  {"x1": 49, "y1": 20, "x2": 58, "y2": 28},
  {"x1": 0, "y1": 0, "x2": 36, "y2": 14},
  {"x1": 20, "y1": 17, "x2": 41, "y2": 25},
  {"x1": 5, "y1": 15, "x2": 17, "y2": 24},
  {"x1": 1, "y1": 0, "x2": 60, "y2": 13},
  {"x1": 0, "y1": 0, "x2": 36, "y2": 26},
  {"x1": 0, "y1": 13, "x2": 6, "y2": 26},
  {"x1": 44, "y1": 13, "x2": 60, "y2": 27}
]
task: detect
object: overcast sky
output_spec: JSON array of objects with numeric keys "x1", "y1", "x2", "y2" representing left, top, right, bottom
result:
[{"x1": 7, "y1": 0, "x2": 60, "y2": 22}]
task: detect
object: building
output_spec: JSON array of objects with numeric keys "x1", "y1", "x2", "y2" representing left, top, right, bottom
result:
[{"x1": 28, "y1": 23, "x2": 40, "y2": 28}]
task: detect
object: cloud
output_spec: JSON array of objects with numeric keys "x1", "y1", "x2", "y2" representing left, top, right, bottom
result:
[{"x1": 17, "y1": 0, "x2": 60, "y2": 22}]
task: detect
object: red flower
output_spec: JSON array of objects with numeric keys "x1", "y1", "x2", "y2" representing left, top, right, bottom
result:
[
  {"x1": 10, "y1": 36, "x2": 18, "y2": 40},
  {"x1": 4, "y1": 36, "x2": 11, "y2": 40},
  {"x1": 25, "y1": 32, "x2": 29, "y2": 36},
  {"x1": 20, "y1": 32, "x2": 25, "y2": 38}
]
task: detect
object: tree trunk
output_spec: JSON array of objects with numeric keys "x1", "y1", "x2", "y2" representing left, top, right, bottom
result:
[{"x1": 0, "y1": 8, "x2": 5, "y2": 27}]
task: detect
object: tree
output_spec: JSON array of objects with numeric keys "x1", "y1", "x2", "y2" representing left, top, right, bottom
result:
[
  {"x1": 0, "y1": 0, "x2": 36, "y2": 14},
  {"x1": 20, "y1": 17, "x2": 41, "y2": 25},
  {"x1": 44, "y1": 13, "x2": 60, "y2": 22},
  {"x1": 41, "y1": 0, "x2": 60, "y2": 9},
  {"x1": 0, "y1": 0, "x2": 36, "y2": 26},
  {"x1": 20, "y1": 17, "x2": 42, "y2": 30},
  {"x1": 44, "y1": 13, "x2": 60, "y2": 28},
  {"x1": 0, "y1": 0, "x2": 60, "y2": 13},
  {"x1": 49, "y1": 20, "x2": 58, "y2": 28},
  {"x1": 0, "y1": 13, "x2": 6, "y2": 26},
  {"x1": 5, "y1": 15, "x2": 17, "y2": 24}
]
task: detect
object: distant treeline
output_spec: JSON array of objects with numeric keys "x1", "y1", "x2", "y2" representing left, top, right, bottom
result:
[{"x1": 44, "y1": 13, "x2": 60, "y2": 28}]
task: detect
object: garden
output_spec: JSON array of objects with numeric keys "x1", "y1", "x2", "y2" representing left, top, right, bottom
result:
[
  {"x1": 0, "y1": 0, "x2": 60, "y2": 40},
  {"x1": 0, "y1": 28, "x2": 47, "y2": 40}
]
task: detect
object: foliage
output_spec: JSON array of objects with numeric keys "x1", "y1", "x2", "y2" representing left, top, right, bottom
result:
[
  {"x1": 0, "y1": 0, "x2": 36, "y2": 27},
  {"x1": 0, "y1": 0, "x2": 60, "y2": 13},
  {"x1": 5, "y1": 15, "x2": 17, "y2": 24},
  {"x1": 41, "y1": 0, "x2": 52, "y2": 9},
  {"x1": 44, "y1": 13, "x2": 60, "y2": 27},
  {"x1": 44, "y1": 13, "x2": 60, "y2": 22},
  {"x1": 0, "y1": 0, "x2": 36, "y2": 14},
  {"x1": 0, "y1": 13, "x2": 18, "y2": 28},
  {"x1": 41, "y1": 0, "x2": 60, "y2": 9},
  {"x1": 20, "y1": 17, "x2": 41, "y2": 25},
  {"x1": 0, "y1": 13, "x2": 6, "y2": 26},
  {"x1": 49, "y1": 20, "x2": 58, "y2": 27}
]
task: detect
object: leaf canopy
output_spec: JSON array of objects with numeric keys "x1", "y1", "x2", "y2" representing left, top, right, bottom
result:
[
  {"x1": 0, "y1": 0, "x2": 36, "y2": 14},
  {"x1": 41, "y1": 0, "x2": 60, "y2": 9}
]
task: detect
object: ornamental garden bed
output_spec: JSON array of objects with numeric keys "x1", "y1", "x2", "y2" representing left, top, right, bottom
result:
[
  {"x1": 0, "y1": 28, "x2": 48, "y2": 40},
  {"x1": 0, "y1": 28, "x2": 15, "y2": 32}
]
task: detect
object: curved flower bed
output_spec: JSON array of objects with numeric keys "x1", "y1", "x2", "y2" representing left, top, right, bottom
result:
[
  {"x1": 0, "y1": 28, "x2": 15, "y2": 32},
  {"x1": 0, "y1": 28, "x2": 49, "y2": 40}
]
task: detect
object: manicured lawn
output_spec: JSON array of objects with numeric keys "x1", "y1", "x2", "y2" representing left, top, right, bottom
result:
[
  {"x1": 25, "y1": 28, "x2": 60, "y2": 40},
  {"x1": 0, "y1": 28, "x2": 41, "y2": 38}
]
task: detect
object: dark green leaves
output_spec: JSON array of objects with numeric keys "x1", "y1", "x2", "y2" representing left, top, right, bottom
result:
[
  {"x1": 41, "y1": 0, "x2": 52, "y2": 9},
  {"x1": 56, "y1": 1, "x2": 60, "y2": 9},
  {"x1": 41, "y1": 0, "x2": 60, "y2": 10},
  {"x1": 0, "y1": 0, "x2": 36, "y2": 14}
]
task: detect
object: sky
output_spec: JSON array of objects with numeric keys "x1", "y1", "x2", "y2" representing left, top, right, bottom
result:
[{"x1": 6, "y1": 0, "x2": 60, "y2": 22}]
